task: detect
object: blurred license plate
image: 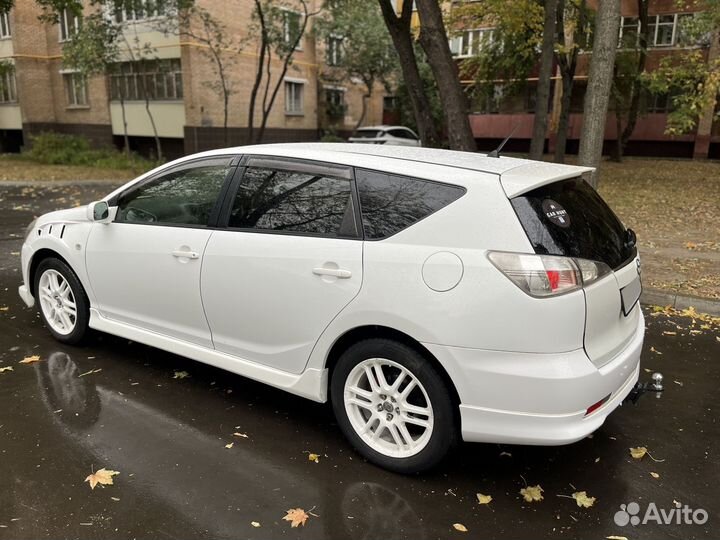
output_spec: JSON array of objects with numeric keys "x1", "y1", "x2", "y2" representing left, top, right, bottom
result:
[{"x1": 620, "y1": 276, "x2": 642, "y2": 316}]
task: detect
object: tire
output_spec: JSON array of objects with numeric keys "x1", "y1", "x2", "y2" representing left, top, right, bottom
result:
[
  {"x1": 331, "y1": 338, "x2": 456, "y2": 473},
  {"x1": 34, "y1": 257, "x2": 90, "y2": 345}
]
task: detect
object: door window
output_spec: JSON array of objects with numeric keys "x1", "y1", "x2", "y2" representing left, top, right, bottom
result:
[
  {"x1": 116, "y1": 157, "x2": 232, "y2": 226},
  {"x1": 229, "y1": 165, "x2": 357, "y2": 237},
  {"x1": 356, "y1": 169, "x2": 465, "y2": 239}
]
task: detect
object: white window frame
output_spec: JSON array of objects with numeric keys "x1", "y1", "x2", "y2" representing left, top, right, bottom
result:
[
  {"x1": 618, "y1": 16, "x2": 640, "y2": 48},
  {"x1": 113, "y1": 0, "x2": 168, "y2": 24},
  {"x1": 62, "y1": 70, "x2": 88, "y2": 107},
  {"x1": 450, "y1": 28, "x2": 494, "y2": 58},
  {"x1": 59, "y1": 8, "x2": 81, "y2": 42},
  {"x1": 284, "y1": 78, "x2": 305, "y2": 116},
  {"x1": 327, "y1": 35, "x2": 343, "y2": 66},
  {"x1": 0, "y1": 63, "x2": 17, "y2": 103},
  {"x1": 0, "y1": 11, "x2": 11, "y2": 39},
  {"x1": 281, "y1": 9, "x2": 303, "y2": 51}
]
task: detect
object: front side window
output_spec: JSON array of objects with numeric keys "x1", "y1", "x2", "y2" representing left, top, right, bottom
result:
[
  {"x1": 356, "y1": 170, "x2": 466, "y2": 240},
  {"x1": 116, "y1": 158, "x2": 231, "y2": 226},
  {"x1": 229, "y1": 166, "x2": 356, "y2": 237},
  {"x1": 63, "y1": 73, "x2": 87, "y2": 106},
  {"x1": 59, "y1": 8, "x2": 81, "y2": 42},
  {"x1": 285, "y1": 81, "x2": 304, "y2": 115}
]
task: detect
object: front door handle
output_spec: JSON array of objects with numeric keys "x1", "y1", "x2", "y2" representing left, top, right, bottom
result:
[
  {"x1": 172, "y1": 249, "x2": 199, "y2": 259},
  {"x1": 313, "y1": 267, "x2": 352, "y2": 279}
]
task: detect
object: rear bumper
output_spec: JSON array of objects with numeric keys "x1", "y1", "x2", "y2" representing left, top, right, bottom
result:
[{"x1": 423, "y1": 311, "x2": 644, "y2": 445}]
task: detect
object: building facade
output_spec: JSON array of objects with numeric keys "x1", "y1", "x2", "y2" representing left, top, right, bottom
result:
[
  {"x1": 448, "y1": 0, "x2": 718, "y2": 159},
  {"x1": 0, "y1": 0, "x2": 386, "y2": 159}
]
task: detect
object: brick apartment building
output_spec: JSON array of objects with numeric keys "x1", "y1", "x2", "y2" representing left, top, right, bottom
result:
[
  {"x1": 448, "y1": 0, "x2": 718, "y2": 159},
  {"x1": 0, "y1": 0, "x2": 387, "y2": 159}
]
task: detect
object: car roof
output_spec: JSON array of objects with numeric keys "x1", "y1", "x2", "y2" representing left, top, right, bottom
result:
[{"x1": 150, "y1": 143, "x2": 594, "y2": 198}]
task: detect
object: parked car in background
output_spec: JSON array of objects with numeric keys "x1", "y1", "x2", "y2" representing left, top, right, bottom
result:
[
  {"x1": 348, "y1": 126, "x2": 421, "y2": 146},
  {"x1": 18, "y1": 143, "x2": 644, "y2": 473}
]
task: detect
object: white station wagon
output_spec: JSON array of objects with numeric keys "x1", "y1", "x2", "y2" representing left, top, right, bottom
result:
[{"x1": 18, "y1": 143, "x2": 644, "y2": 472}]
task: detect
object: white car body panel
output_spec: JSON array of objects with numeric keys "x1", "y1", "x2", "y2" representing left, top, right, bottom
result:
[{"x1": 18, "y1": 143, "x2": 644, "y2": 447}]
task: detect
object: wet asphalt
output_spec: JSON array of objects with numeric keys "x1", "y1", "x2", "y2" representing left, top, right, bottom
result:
[{"x1": 0, "y1": 182, "x2": 718, "y2": 540}]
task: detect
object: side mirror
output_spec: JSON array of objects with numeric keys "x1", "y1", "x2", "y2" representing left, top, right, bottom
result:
[{"x1": 87, "y1": 201, "x2": 112, "y2": 223}]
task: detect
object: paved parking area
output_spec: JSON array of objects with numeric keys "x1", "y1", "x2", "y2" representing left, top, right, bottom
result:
[{"x1": 0, "y1": 183, "x2": 717, "y2": 539}]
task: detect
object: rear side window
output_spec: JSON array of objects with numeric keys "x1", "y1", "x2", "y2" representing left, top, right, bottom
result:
[
  {"x1": 356, "y1": 169, "x2": 465, "y2": 240},
  {"x1": 229, "y1": 166, "x2": 357, "y2": 237},
  {"x1": 510, "y1": 177, "x2": 634, "y2": 269}
]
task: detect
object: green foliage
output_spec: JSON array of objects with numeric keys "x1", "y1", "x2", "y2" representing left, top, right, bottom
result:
[
  {"x1": 320, "y1": 131, "x2": 345, "y2": 142},
  {"x1": 395, "y1": 46, "x2": 443, "y2": 134},
  {"x1": 61, "y1": 13, "x2": 120, "y2": 76},
  {"x1": 23, "y1": 133, "x2": 157, "y2": 169}
]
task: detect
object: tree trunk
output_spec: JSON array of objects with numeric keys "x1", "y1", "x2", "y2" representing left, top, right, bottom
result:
[
  {"x1": 529, "y1": 0, "x2": 558, "y2": 160},
  {"x1": 119, "y1": 92, "x2": 130, "y2": 159},
  {"x1": 377, "y1": 0, "x2": 440, "y2": 147},
  {"x1": 144, "y1": 95, "x2": 163, "y2": 161},
  {"x1": 554, "y1": 70, "x2": 574, "y2": 163},
  {"x1": 247, "y1": 0, "x2": 267, "y2": 145},
  {"x1": 414, "y1": 0, "x2": 475, "y2": 151},
  {"x1": 578, "y1": 0, "x2": 621, "y2": 187}
]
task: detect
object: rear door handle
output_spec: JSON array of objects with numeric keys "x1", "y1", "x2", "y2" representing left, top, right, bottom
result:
[
  {"x1": 313, "y1": 267, "x2": 352, "y2": 279},
  {"x1": 172, "y1": 249, "x2": 199, "y2": 259}
]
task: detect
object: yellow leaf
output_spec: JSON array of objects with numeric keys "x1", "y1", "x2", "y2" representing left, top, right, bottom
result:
[
  {"x1": 572, "y1": 491, "x2": 596, "y2": 508},
  {"x1": 0, "y1": 366, "x2": 13, "y2": 373},
  {"x1": 520, "y1": 485, "x2": 543, "y2": 502},
  {"x1": 630, "y1": 446, "x2": 648, "y2": 460},
  {"x1": 308, "y1": 453, "x2": 320, "y2": 463},
  {"x1": 225, "y1": 442, "x2": 234, "y2": 449},
  {"x1": 606, "y1": 536, "x2": 629, "y2": 540},
  {"x1": 233, "y1": 432, "x2": 248, "y2": 438},
  {"x1": 650, "y1": 472, "x2": 660, "y2": 479},
  {"x1": 250, "y1": 521, "x2": 261, "y2": 528},
  {"x1": 476, "y1": 493, "x2": 492, "y2": 505},
  {"x1": 19, "y1": 355, "x2": 41, "y2": 364},
  {"x1": 173, "y1": 370, "x2": 189, "y2": 379},
  {"x1": 452, "y1": 523, "x2": 468, "y2": 532},
  {"x1": 84, "y1": 468, "x2": 119, "y2": 490},
  {"x1": 0, "y1": 306, "x2": 8, "y2": 311},
  {"x1": 283, "y1": 508, "x2": 309, "y2": 528},
  {"x1": 650, "y1": 346, "x2": 662, "y2": 355}
]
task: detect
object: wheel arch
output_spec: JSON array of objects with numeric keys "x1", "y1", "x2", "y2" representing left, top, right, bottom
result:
[
  {"x1": 29, "y1": 248, "x2": 75, "y2": 297},
  {"x1": 325, "y1": 325, "x2": 462, "y2": 411}
]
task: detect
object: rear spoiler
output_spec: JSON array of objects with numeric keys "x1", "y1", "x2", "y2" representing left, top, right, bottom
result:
[{"x1": 500, "y1": 162, "x2": 595, "y2": 198}]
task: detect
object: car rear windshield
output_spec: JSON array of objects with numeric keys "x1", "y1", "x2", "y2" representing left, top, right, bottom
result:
[
  {"x1": 510, "y1": 177, "x2": 635, "y2": 269},
  {"x1": 353, "y1": 130, "x2": 383, "y2": 139}
]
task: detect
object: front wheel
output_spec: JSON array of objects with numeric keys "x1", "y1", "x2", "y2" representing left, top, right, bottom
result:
[
  {"x1": 331, "y1": 338, "x2": 456, "y2": 473},
  {"x1": 34, "y1": 258, "x2": 90, "y2": 345}
]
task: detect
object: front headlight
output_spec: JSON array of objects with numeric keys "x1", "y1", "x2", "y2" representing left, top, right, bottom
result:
[{"x1": 24, "y1": 218, "x2": 38, "y2": 241}]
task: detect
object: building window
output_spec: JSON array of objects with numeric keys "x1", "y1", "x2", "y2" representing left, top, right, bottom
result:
[
  {"x1": 282, "y1": 10, "x2": 302, "y2": 49},
  {"x1": 113, "y1": 0, "x2": 168, "y2": 23},
  {"x1": 63, "y1": 72, "x2": 88, "y2": 106},
  {"x1": 618, "y1": 16, "x2": 639, "y2": 47},
  {"x1": 325, "y1": 88, "x2": 345, "y2": 117},
  {"x1": 285, "y1": 81, "x2": 304, "y2": 115},
  {"x1": 327, "y1": 36, "x2": 343, "y2": 66},
  {"x1": 0, "y1": 11, "x2": 11, "y2": 39},
  {"x1": 109, "y1": 58, "x2": 183, "y2": 101},
  {"x1": 449, "y1": 29, "x2": 494, "y2": 58},
  {"x1": 59, "y1": 8, "x2": 81, "y2": 42},
  {"x1": 383, "y1": 96, "x2": 398, "y2": 111},
  {"x1": 644, "y1": 14, "x2": 694, "y2": 47},
  {"x1": 0, "y1": 65, "x2": 17, "y2": 103}
]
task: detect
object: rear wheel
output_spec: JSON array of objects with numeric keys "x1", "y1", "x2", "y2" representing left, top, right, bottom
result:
[
  {"x1": 331, "y1": 338, "x2": 456, "y2": 473},
  {"x1": 34, "y1": 258, "x2": 89, "y2": 345}
]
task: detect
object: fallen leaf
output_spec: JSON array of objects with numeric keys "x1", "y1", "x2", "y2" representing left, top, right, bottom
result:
[
  {"x1": 674, "y1": 380, "x2": 684, "y2": 387},
  {"x1": 606, "y1": 536, "x2": 629, "y2": 540},
  {"x1": 520, "y1": 485, "x2": 543, "y2": 502},
  {"x1": 0, "y1": 366, "x2": 13, "y2": 374},
  {"x1": 630, "y1": 446, "x2": 648, "y2": 460},
  {"x1": 0, "y1": 306, "x2": 8, "y2": 311},
  {"x1": 308, "y1": 453, "x2": 320, "y2": 463},
  {"x1": 233, "y1": 432, "x2": 248, "y2": 438},
  {"x1": 251, "y1": 521, "x2": 261, "y2": 528},
  {"x1": 283, "y1": 508, "x2": 309, "y2": 528},
  {"x1": 650, "y1": 346, "x2": 662, "y2": 355},
  {"x1": 650, "y1": 472, "x2": 660, "y2": 479},
  {"x1": 662, "y1": 331, "x2": 677, "y2": 336},
  {"x1": 225, "y1": 442, "x2": 234, "y2": 449},
  {"x1": 476, "y1": 493, "x2": 492, "y2": 505},
  {"x1": 84, "y1": 468, "x2": 119, "y2": 490},
  {"x1": 173, "y1": 370, "x2": 189, "y2": 379},
  {"x1": 499, "y1": 451, "x2": 512, "y2": 458},
  {"x1": 111, "y1": 497, "x2": 120, "y2": 502},
  {"x1": 19, "y1": 355, "x2": 41, "y2": 364},
  {"x1": 452, "y1": 523, "x2": 468, "y2": 532},
  {"x1": 572, "y1": 491, "x2": 596, "y2": 508}
]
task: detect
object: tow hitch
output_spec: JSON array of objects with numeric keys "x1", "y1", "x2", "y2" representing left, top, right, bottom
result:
[{"x1": 625, "y1": 372, "x2": 664, "y2": 404}]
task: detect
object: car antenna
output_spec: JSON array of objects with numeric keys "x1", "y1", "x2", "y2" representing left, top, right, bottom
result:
[{"x1": 487, "y1": 124, "x2": 519, "y2": 158}]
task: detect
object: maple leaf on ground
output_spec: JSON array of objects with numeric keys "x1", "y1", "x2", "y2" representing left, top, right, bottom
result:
[
  {"x1": 520, "y1": 485, "x2": 543, "y2": 502},
  {"x1": 0, "y1": 366, "x2": 13, "y2": 374},
  {"x1": 283, "y1": 508, "x2": 310, "y2": 528},
  {"x1": 572, "y1": 491, "x2": 596, "y2": 508},
  {"x1": 476, "y1": 493, "x2": 492, "y2": 505},
  {"x1": 173, "y1": 370, "x2": 189, "y2": 379},
  {"x1": 308, "y1": 453, "x2": 320, "y2": 463},
  {"x1": 453, "y1": 523, "x2": 468, "y2": 532},
  {"x1": 19, "y1": 355, "x2": 41, "y2": 364},
  {"x1": 630, "y1": 446, "x2": 648, "y2": 460},
  {"x1": 84, "y1": 468, "x2": 119, "y2": 490}
]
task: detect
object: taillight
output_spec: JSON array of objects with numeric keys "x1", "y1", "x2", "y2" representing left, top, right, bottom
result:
[{"x1": 487, "y1": 251, "x2": 611, "y2": 298}]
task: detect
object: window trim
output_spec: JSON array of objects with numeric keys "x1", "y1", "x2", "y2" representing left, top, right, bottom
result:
[
  {"x1": 0, "y1": 11, "x2": 11, "y2": 40},
  {"x1": 217, "y1": 155, "x2": 363, "y2": 241},
  {"x1": 284, "y1": 79, "x2": 305, "y2": 116},
  {"x1": 62, "y1": 71, "x2": 88, "y2": 107},
  {"x1": 110, "y1": 155, "x2": 240, "y2": 229},
  {"x1": 58, "y1": 7, "x2": 80, "y2": 43}
]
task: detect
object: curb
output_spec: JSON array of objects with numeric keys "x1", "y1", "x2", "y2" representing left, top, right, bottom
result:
[{"x1": 641, "y1": 288, "x2": 720, "y2": 317}]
